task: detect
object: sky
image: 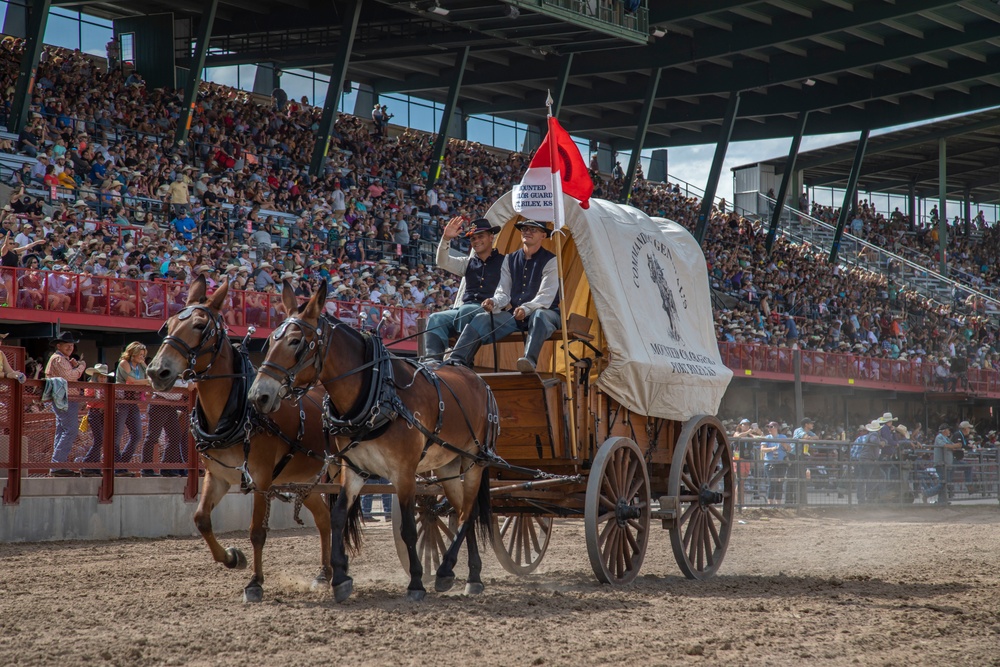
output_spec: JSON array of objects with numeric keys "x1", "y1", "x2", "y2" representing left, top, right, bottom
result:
[{"x1": 4, "y1": 3, "x2": 988, "y2": 213}]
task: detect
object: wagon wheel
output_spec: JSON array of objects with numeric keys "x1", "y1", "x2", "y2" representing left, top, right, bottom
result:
[
  {"x1": 391, "y1": 494, "x2": 460, "y2": 578},
  {"x1": 584, "y1": 437, "x2": 651, "y2": 585},
  {"x1": 492, "y1": 514, "x2": 553, "y2": 575},
  {"x1": 667, "y1": 415, "x2": 735, "y2": 580}
]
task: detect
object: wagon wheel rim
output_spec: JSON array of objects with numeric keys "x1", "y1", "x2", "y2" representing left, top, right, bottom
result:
[
  {"x1": 391, "y1": 494, "x2": 460, "y2": 579},
  {"x1": 585, "y1": 437, "x2": 651, "y2": 585},
  {"x1": 667, "y1": 415, "x2": 735, "y2": 580},
  {"x1": 492, "y1": 514, "x2": 553, "y2": 575}
]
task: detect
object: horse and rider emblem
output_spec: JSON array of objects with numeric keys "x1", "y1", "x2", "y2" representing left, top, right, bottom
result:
[{"x1": 647, "y1": 254, "x2": 683, "y2": 342}]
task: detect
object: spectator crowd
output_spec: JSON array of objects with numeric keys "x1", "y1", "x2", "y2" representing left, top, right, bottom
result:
[{"x1": 2, "y1": 37, "x2": 1000, "y2": 395}]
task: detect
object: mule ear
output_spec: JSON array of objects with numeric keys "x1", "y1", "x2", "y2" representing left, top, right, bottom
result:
[
  {"x1": 302, "y1": 279, "x2": 327, "y2": 320},
  {"x1": 187, "y1": 275, "x2": 207, "y2": 305},
  {"x1": 208, "y1": 277, "x2": 230, "y2": 311},
  {"x1": 281, "y1": 279, "x2": 297, "y2": 315}
]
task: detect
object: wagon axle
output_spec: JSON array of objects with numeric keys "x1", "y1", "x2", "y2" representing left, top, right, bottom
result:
[
  {"x1": 699, "y1": 486, "x2": 724, "y2": 507},
  {"x1": 616, "y1": 498, "x2": 643, "y2": 525}
]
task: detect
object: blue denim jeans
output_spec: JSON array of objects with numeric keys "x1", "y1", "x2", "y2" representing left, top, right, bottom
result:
[
  {"x1": 424, "y1": 303, "x2": 484, "y2": 359},
  {"x1": 51, "y1": 401, "x2": 81, "y2": 464}
]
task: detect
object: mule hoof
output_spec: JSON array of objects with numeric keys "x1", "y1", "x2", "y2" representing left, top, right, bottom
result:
[
  {"x1": 407, "y1": 588, "x2": 426, "y2": 602},
  {"x1": 242, "y1": 584, "x2": 264, "y2": 604},
  {"x1": 333, "y1": 579, "x2": 354, "y2": 603},
  {"x1": 225, "y1": 547, "x2": 248, "y2": 570},
  {"x1": 464, "y1": 582, "x2": 485, "y2": 596},
  {"x1": 434, "y1": 575, "x2": 455, "y2": 593},
  {"x1": 311, "y1": 573, "x2": 330, "y2": 591}
]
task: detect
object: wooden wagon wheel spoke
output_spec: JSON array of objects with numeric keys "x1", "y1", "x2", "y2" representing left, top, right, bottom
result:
[
  {"x1": 586, "y1": 438, "x2": 650, "y2": 585},
  {"x1": 493, "y1": 509, "x2": 552, "y2": 575},
  {"x1": 668, "y1": 416, "x2": 735, "y2": 581}
]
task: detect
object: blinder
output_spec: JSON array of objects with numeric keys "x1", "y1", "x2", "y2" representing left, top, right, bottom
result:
[
  {"x1": 259, "y1": 316, "x2": 333, "y2": 400},
  {"x1": 159, "y1": 304, "x2": 227, "y2": 380}
]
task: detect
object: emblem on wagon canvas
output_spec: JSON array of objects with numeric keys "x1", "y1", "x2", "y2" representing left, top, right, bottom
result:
[{"x1": 647, "y1": 255, "x2": 682, "y2": 342}]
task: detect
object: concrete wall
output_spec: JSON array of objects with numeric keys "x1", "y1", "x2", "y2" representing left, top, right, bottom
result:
[{"x1": 0, "y1": 478, "x2": 318, "y2": 542}]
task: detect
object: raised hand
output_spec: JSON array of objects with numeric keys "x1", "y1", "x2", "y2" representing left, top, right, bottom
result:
[{"x1": 442, "y1": 216, "x2": 465, "y2": 240}]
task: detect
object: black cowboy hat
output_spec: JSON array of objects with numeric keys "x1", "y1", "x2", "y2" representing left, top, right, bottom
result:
[
  {"x1": 50, "y1": 331, "x2": 80, "y2": 345},
  {"x1": 465, "y1": 217, "x2": 501, "y2": 237},
  {"x1": 514, "y1": 219, "x2": 552, "y2": 237}
]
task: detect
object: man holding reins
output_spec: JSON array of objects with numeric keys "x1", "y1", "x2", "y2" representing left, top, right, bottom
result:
[
  {"x1": 423, "y1": 216, "x2": 504, "y2": 362},
  {"x1": 450, "y1": 218, "x2": 560, "y2": 373}
]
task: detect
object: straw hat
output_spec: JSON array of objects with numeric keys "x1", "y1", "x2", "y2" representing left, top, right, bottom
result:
[
  {"x1": 85, "y1": 363, "x2": 113, "y2": 376},
  {"x1": 864, "y1": 420, "x2": 882, "y2": 432}
]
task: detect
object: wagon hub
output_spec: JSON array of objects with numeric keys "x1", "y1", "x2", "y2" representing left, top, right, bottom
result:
[
  {"x1": 615, "y1": 498, "x2": 642, "y2": 526},
  {"x1": 699, "y1": 485, "x2": 723, "y2": 507}
]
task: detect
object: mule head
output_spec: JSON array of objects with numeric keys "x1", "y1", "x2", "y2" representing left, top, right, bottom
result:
[
  {"x1": 249, "y1": 279, "x2": 328, "y2": 414},
  {"x1": 148, "y1": 276, "x2": 230, "y2": 391}
]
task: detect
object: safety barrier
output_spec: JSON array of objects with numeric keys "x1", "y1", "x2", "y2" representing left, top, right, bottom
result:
[
  {"x1": 0, "y1": 377, "x2": 200, "y2": 503},
  {"x1": 731, "y1": 437, "x2": 999, "y2": 508}
]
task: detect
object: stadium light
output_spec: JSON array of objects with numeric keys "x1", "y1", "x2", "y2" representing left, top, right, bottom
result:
[
  {"x1": 651, "y1": 28, "x2": 666, "y2": 38},
  {"x1": 428, "y1": 2, "x2": 450, "y2": 15},
  {"x1": 804, "y1": 78, "x2": 816, "y2": 86}
]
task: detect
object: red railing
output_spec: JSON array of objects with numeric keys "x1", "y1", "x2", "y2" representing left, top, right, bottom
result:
[
  {"x1": 717, "y1": 342, "x2": 1000, "y2": 397},
  {"x1": 0, "y1": 266, "x2": 422, "y2": 350}
]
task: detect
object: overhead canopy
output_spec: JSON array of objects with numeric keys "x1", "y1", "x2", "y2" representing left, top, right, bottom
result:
[
  {"x1": 63, "y1": 0, "x2": 1000, "y2": 150},
  {"x1": 741, "y1": 107, "x2": 1000, "y2": 204},
  {"x1": 484, "y1": 193, "x2": 732, "y2": 422}
]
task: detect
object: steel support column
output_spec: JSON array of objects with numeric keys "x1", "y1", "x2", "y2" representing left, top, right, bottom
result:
[
  {"x1": 551, "y1": 53, "x2": 574, "y2": 119},
  {"x1": 8, "y1": 0, "x2": 52, "y2": 135},
  {"x1": 175, "y1": 0, "x2": 219, "y2": 145},
  {"x1": 426, "y1": 46, "x2": 469, "y2": 191},
  {"x1": 964, "y1": 189, "x2": 971, "y2": 237},
  {"x1": 938, "y1": 138, "x2": 947, "y2": 275},
  {"x1": 766, "y1": 110, "x2": 809, "y2": 253},
  {"x1": 309, "y1": 0, "x2": 363, "y2": 178},
  {"x1": 828, "y1": 129, "x2": 869, "y2": 265},
  {"x1": 908, "y1": 180, "x2": 916, "y2": 232},
  {"x1": 621, "y1": 68, "x2": 661, "y2": 204},
  {"x1": 694, "y1": 91, "x2": 740, "y2": 246}
]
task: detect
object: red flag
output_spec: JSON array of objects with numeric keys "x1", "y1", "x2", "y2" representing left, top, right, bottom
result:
[{"x1": 513, "y1": 118, "x2": 593, "y2": 224}]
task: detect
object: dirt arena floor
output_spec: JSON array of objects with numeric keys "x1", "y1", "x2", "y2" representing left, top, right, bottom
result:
[{"x1": 1, "y1": 506, "x2": 999, "y2": 667}]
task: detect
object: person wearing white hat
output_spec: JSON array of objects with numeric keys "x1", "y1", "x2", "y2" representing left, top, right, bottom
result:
[
  {"x1": 79, "y1": 363, "x2": 114, "y2": 476},
  {"x1": 424, "y1": 216, "x2": 505, "y2": 362},
  {"x1": 953, "y1": 420, "x2": 976, "y2": 492},
  {"x1": 854, "y1": 420, "x2": 886, "y2": 504},
  {"x1": 45, "y1": 331, "x2": 86, "y2": 476},
  {"x1": 450, "y1": 218, "x2": 559, "y2": 373}
]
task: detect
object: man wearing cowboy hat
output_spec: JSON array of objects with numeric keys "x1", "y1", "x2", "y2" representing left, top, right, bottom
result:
[
  {"x1": 933, "y1": 423, "x2": 962, "y2": 505},
  {"x1": 424, "y1": 216, "x2": 505, "y2": 361},
  {"x1": 45, "y1": 331, "x2": 86, "y2": 476},
  {"x1": 450, "y1": 218, "x2": 560, "y2": 373},
  {"x1": 856, "y1": 419, "x2": 886, "y2": 504}
]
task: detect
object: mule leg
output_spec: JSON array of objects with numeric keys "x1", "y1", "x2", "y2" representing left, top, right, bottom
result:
[
  {"x1": 302, "y1": 492, "x2": 333, "y2": 589},
  {"x1": 434, "y1": 470, "x2": 467, "y2": 592},
  {"x1": 243, "y1": 491, "x2": 269, "y2": 603},
  {"x1": 393, "y1": 475, "x2": 426, "y2": 601},
  {"x1": 464, "y1": 467, "x2": 488, "y2": 596},
  {"x1": 193, "y1": 469, "x2": 244, "y2": 569},
  {"x1": 330, "y1": 469, "x2": 364, "y2": 603}
]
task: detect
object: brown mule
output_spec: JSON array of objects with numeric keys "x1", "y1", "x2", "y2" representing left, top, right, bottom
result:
[
  {"x1": 147, "y1": 276, "x2": 332, "y2": 603},
  {"x1": 247, "y1": 280, "x2": 496, "y2": 602}
]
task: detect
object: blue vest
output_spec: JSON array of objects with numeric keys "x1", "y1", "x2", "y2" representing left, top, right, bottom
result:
[
  {"x1": 462, "y1": 249, "x2": 504, "y2": 304},
  {"x1": 507, "y1": 247, "x2": 559, "y2": 312}
]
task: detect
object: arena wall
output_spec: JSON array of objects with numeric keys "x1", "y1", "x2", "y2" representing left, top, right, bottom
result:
[{"x1": 0, "y1": 478, "x2": 317, "y2": 542}]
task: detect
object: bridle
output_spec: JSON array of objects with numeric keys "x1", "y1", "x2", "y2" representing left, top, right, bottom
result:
[
  {"x1": 158, "y1": 304, "x2": 230, "y2": 381},
  {"x1": 258, "y1": 315, "x2": 337, "y2": 399}
]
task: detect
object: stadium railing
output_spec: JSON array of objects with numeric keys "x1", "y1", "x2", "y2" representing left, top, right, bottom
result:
[{"x1": 730, "y1": 436, "x2": 998, "y2": 509}]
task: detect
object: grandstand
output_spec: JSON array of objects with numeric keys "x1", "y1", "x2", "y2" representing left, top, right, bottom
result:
[{"x1": 0, "y1": 0, "x2": 999, "y2": 535}]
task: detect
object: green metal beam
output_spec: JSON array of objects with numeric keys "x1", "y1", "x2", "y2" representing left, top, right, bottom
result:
[
  {"x1": 766, "y1": 111, "x2": 809, "y2": 254},
  {"x1": 175, "y1": 0, "x2": 219, "y2": 145},
  {"x1": 8, "y1": 0, "x2": 52, "y2": 135},
  {"x1": 806, "y1": 143, "x2": 1000, "y2": 188},
  {"x1": 648, "y1": 1, "x2": 759, "y2": 25},
  {"x1": 376, "y1": 0, "x2": 960, "y2": 94},
  {"x1": 621, "y1": 68, "x2": 661, "y2": 205},
  {"x1": 309, "y1": 0, "x2": 363, "y2": 178},
  {"x1": 829, "y1": 129, "x2": 870, "y2": 265},
  {"x1": 426, "y1": 46, "x2": 469, "y2": 191},
  {"x1": 695, "y1": 92, "x2": 740, "y2": 246},
  {"x1": 551, "y1": 53, "x2": 573, "y2": 120}
]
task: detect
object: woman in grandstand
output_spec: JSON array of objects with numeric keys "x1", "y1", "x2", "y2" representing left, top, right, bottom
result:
[
  {"x1": 109, "y1": 274, "x2": 137, "y2": 317},
  {"x1": 17, "y1": 258, "x2": 44, "y2": 308}
]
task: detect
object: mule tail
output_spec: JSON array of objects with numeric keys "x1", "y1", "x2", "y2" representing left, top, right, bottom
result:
[
  {"x1": 475, "y1": 465, "x2": 493, "y2": 546},
  {"x1": 343, "y1": 494, "x2": 364, "y2": 555}
]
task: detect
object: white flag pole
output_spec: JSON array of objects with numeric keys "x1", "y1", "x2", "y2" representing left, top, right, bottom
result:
[{"x1": 546, "y1": 91, "x2": 579, "y2": 461}]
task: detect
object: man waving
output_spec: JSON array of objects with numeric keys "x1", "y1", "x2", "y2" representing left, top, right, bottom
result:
[{"x1": 450, "y1": 219, "x2": 560, "y2": 373}]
